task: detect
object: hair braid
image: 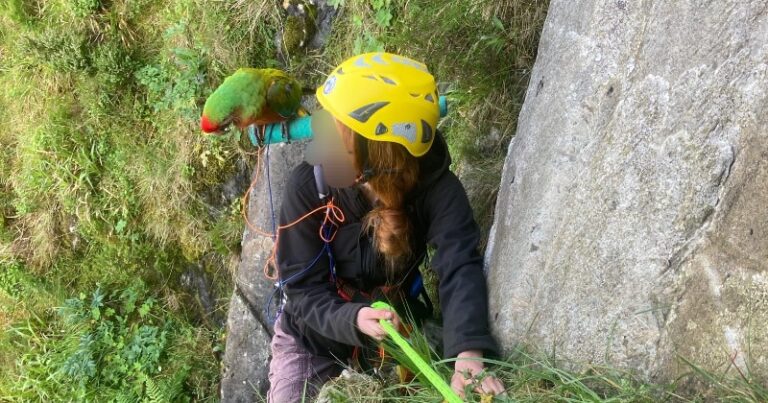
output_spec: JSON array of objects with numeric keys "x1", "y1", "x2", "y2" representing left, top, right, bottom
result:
[{"x1": 355, "y1": 136, "x2": 420, "y2": 276}]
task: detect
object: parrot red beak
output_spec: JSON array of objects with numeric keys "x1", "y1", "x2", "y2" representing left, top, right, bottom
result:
[{"x1": 200, "y1": 115, "x2": 219, "y2": 133}]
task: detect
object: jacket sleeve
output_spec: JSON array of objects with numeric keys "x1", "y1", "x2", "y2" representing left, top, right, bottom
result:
[
  {"x1": 277, "y1": 163, "x2": 368, "y2": 347},
  {"x1": 424, "y1": 172, "x2": 499, "y2": 358}
]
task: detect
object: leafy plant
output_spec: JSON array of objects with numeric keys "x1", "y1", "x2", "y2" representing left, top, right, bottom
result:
[
  {"x1": 370, "y1": 0, "x2": 393, "y2": 27},
  {"x1": 69, "y1": 0, "x2": 102, "y2": 17},
  {"x1": 4, "y1": 283, "x2": 198, "y2": 401},
  {"x1": 135, "y1": 22, "x2": 208, "y2": 121},
  {"x1": 348, "y1": 0, "x2": 394, "y2": 53},
  {"x1": 0, "y1": 260, "x2": 29, "y2": 299}
]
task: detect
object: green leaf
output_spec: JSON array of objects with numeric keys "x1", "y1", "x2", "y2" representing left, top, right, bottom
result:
[
  {"x1": 492, "y1": 15, "x2": 504, "y2": 31},
  {"x1": 122, "y1": 287, "x2": 139, "y2": 314},
  {"x1": 375, "y1": 8, "x2": 392, "y2": 27},
  {"x1": 139, "y1": 298, "x2": 155, "y2": 318},
  {"x1": 115, "y1": 219, "x2": 127, "y2": 234}
]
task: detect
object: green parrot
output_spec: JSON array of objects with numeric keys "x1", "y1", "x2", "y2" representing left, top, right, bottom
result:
[{"x1": 200, "y1": 68, "x2": 303, "y2": 134}]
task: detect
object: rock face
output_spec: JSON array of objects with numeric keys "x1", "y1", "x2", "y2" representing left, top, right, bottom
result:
[
  {"x1": 221, "y1": 142, "x2": 307, "y2": 402},
  {"x1": 486, "y1": 0, "x2": 768, "y2": 382}
]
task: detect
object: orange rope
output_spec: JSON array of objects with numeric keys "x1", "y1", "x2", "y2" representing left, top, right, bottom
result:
[
  {"x1": 263, "y1": 199, "x2": 345, "y2": 280},
  {"x1": 241, "y1": 145, "x2": 347, "y2": 281},
  {"x1": 241, "y1": 148, "x2": 275, "y2": 238}
]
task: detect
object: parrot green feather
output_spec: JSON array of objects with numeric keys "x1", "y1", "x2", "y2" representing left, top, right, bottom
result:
[{"x1": 201, "y1": 68, "x2": 302, "y2": 132}]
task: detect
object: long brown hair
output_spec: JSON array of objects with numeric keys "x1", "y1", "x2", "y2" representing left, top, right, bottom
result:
[{"x1": 354, "y1": 136, "x2": 420, "y2": 276}]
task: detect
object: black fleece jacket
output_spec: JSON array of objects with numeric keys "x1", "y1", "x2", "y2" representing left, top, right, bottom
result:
[{"x1": 276, "y1": 133, "x2": 498, "y2": 361}]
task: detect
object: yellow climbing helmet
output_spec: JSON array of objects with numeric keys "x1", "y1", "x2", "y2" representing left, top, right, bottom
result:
[{"x1": 316, "y1": 52, "x2": 439, "y2": 157}]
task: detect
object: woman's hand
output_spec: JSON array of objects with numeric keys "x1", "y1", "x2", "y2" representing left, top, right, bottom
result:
[
  {"x1": 355, "y1": 306, "x2": 400, "y2": 341},
  {"x1": 451, "y1": 350, "x2": 506, "y2": 398}
]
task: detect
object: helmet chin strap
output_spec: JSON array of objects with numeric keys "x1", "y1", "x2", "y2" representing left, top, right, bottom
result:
[
  {"x1": 353, "y1": 135, "x2": 401, "y2": 184},
  {"x1": 354, "y1": 135, "x2": 374, "y2": 184}
]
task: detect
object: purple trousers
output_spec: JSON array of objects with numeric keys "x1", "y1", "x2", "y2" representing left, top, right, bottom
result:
[{"x1": 267, "y1": 317, "x2": 343, "y2": 402}]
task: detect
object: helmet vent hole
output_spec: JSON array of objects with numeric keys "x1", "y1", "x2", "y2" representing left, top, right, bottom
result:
[
  {"x1": 409, "y1": 93, "x2": 420, "y2": 97},
  {"x1": 380, "y1": 76, "x2": 396, "y2": 85},
  {"x1": 336, "y1": 67, "x2": 345, "y2": 75},
  {"x1": 424, "y1": 93, "x2": 435, "y2": 103},
  {"x1": 355, "y1": 57, "x2": 371, "y2": 68},
  {"x1": 349, "y1": 102, "x2": 390, "y2": 123},
  {"x1": 372, "y1": 53, "x2": 387, "y2": 64},
  {"x1": 375, "y1": 123, "x2": 388, "y2": 135},
  {"x1": 363, "y1": 74, "x2": 378, "y2": 81},
  {"x1": 421, "y1": 120, "x2": 433, "y2": 144}
]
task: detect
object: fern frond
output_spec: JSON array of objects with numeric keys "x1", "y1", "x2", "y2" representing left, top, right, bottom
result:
[{"x1": 144, "y1": 376, "x2": 166, "y2": 403}]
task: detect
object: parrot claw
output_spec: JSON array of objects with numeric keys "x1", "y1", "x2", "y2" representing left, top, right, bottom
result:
[
  {"x1": 248, "y1": 125, "x2": 266, "y2": 147},
  {"x1": 281, "y1": 121, "x2": 291, "y2": 144}
]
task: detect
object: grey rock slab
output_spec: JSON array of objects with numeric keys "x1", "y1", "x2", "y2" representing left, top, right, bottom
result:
[
  {"x1": 221, "y1": 142, "x2": 307, "y2": 402},
  {"x1": 486, "y1": 0, "x2": 768, "y2": 382}
]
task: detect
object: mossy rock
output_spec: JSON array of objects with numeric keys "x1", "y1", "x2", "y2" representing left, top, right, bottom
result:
[{"x1": 281, "y1": 0, "x2": 317, "y2": 55}]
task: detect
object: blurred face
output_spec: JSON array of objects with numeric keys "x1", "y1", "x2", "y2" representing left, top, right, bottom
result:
[{"x1": 305, "y1": 109, "x2": 359, "y2": 188}]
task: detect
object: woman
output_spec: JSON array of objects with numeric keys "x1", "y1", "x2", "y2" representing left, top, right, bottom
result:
[{"x1": 267, "y1": 52, "x2": 505, "y2": 402}]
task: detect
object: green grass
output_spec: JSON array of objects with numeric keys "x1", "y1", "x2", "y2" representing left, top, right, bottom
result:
[
  {"x1": 1, "y1": 281, "x2": 222, "y2": 401},
  {"x1": 0, "y1": 0, "x2": 272, "y2": 398},
  {"x1": 315, "y1": 317, "x2": 767, "y2": 402},
  {"x1": 1, "y1": 0, "x2": 763, "y2": 402}
]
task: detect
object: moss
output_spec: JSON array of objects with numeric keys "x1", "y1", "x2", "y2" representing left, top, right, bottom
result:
[
  {"x1": 283, "y1": 15, "x2": 306, "y2": 54},
  {"x1": 281, "y1": 0, "x2": 318, "y2": 57}
]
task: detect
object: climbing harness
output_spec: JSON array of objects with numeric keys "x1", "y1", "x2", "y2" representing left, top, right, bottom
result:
[
  {"x1": 239, "y1": 125, "x2": 346, "y2": 325},
  {"x1": 262, "y1": 163, "x2": 344, "y2": 324},
  {"x1": 250, "y1": 139, "x2": 429, "y2": 325}
]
